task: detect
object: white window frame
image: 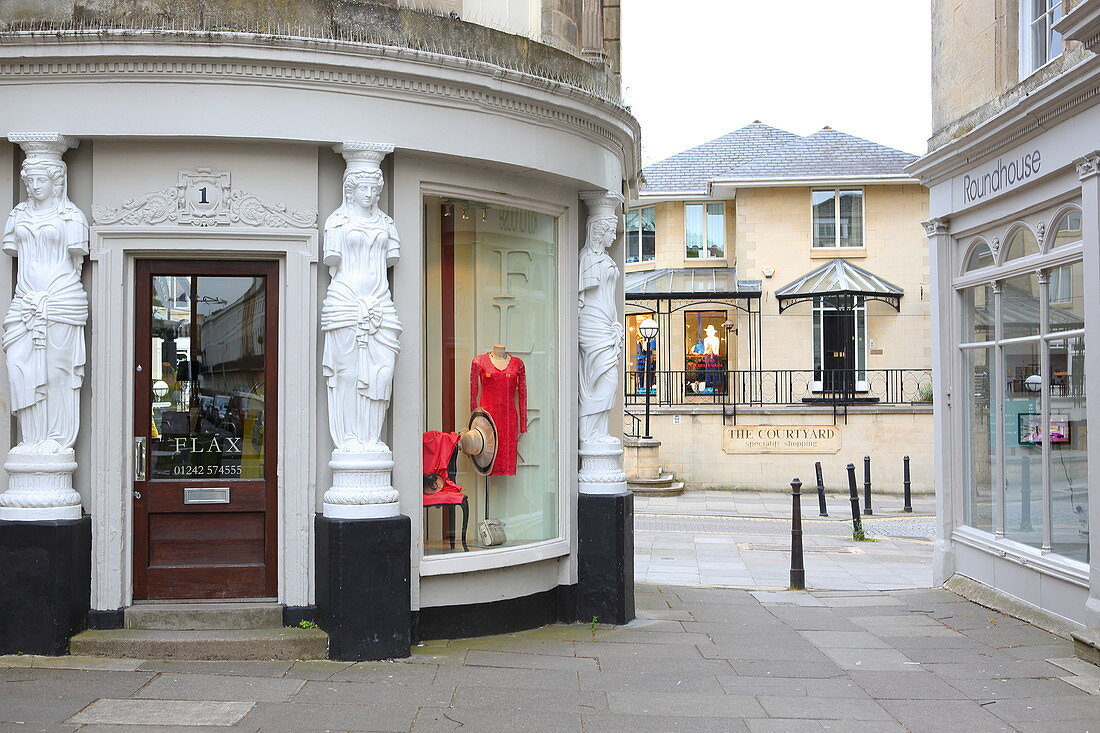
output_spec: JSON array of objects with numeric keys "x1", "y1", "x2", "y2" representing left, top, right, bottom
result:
[
  {"x1": 1019, "y1": 0, "x2": 1064, "y2": 78},
  {"x1": 811, "y1": 188, "x2": 865, "y2": 248},
  {"x1": 626, "y1": 205, "x2": 656, "y2": 263},
  {"x1": 811, "y1": 296, "x2": 868, "y2": 392},
  {"x1": 684, "y1": 201, "x2": 726, "y2": 259}
]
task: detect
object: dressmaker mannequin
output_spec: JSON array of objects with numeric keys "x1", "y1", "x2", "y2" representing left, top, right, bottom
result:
[
  {"x1": 703, "y1": 325, "x2": 721, "y2": 355},
  {"x1": 489, "y1": 344, "x2": 509, "y2": 369}
]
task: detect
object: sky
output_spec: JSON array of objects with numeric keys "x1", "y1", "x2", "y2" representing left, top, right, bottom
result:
[{"x1": 620, "y1": 0, "x2": 932, "y2": 166}]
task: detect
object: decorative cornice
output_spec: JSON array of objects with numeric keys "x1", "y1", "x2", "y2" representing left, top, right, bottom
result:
[
  {"x1": 337, "y1": 141, "x2": 394, "y2": 171},
  {"x1": 92, "y1": 168, "x2": 317, "y2": 228},
  {"x1": 1076, "y1": 151, "x2": 1100, "y2": 180},
  {"x1": 922, "y1": 217, "x2": 950, "y2": 237},
  {"x1": 580, "y1": 190, "x2": 624, "y2": 218},
  {"x1": 8, "y1": 132, "x2": 78, "y2": 160}
]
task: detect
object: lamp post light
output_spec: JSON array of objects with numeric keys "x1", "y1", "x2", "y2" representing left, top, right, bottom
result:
[{"x1": 639, "y1": 317, "x2": 659, "y2": 440}]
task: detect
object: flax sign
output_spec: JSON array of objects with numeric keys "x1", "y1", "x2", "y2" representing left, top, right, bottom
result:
[{"x1": 723, "y1": 425, "x2": 841, "y2": 454}]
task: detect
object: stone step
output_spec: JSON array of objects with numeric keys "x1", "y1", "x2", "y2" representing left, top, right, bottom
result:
[
  {"x1": 629, "y1": 476, "x2": 685, "y2": 497},
  {"x1": 126, "y1": 603, "x2": 283, "y2": 630},
  {"x1": 1072, "y1": 629, "x2": 1100, "y2": 667},
  {"x1": 70, "y1": 628, "x2": 328, "y2": 660},
  {"x1": 629, "y1": 473, "x2": 679, "y2": 486}
]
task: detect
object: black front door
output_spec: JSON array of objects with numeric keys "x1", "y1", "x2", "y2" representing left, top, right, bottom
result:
[{"x1": 822, "y1": 310, "x2": 855, "y2": 394}]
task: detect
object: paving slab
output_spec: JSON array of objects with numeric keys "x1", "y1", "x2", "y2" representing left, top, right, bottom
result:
[
  {"x1": 755, "y1": 695, "x2": 895, "y2": 721},
  {"x1": 235, "y1": 701, "x2": 418, "y2": 732},
  {"x1": 68, "y1": 699, "x2": 253, "y2": 727},
  {"x1": 605, "y1": 690, "x2": 766, "y2": 718},
  {"x1": 877, "y1": 699, "x2": 1016, "y2": 733},
  {"x1": 132, "y1": 673, "x2": 305, "y2": 702},
  {"x1": 411, "y1": 707, "x2": 581, "y2": 732}
]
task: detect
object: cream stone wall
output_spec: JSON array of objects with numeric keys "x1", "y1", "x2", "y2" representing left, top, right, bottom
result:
[
  {"x1": 641, "y1": 410, "x2": 935, "y2": 494},
  {"x1": 734, "y1": 185, "x2": 931, "y2": 373}
]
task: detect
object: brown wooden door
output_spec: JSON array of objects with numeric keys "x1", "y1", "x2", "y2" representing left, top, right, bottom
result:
[{"x1": 133, "y1": 260, "x2": 279, "y2": 600}]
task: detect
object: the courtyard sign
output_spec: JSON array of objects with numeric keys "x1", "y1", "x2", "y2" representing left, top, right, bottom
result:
[
  {"x1": 961, "y1": 149, "x2": 1041, "y2": 204},
  {"x1": 723, "y1": 425, "x2": 841, "y2": 454}
]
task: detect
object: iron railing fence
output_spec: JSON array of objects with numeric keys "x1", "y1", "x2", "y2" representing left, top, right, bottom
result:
[{"x1": 625, "y1": 368, "x2": 933, "y2": 408}]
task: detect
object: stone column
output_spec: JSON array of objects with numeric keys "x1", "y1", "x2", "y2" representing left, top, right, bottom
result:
[
  {"x1": 0, "y1": 132, "x2": 91, "y2": 655},
  {"x1": 923, "y1": 216, "x2": 956, "y2": 587},
  {"x1": 1075, "y1": 152, "x2": 1100, "y2": 628},
  {"x1": 576, "y1": 190, "x2": 633, "y2": 625},
  {"x1": 581, "y1": 0, "x2": 607, "y2": 63}
]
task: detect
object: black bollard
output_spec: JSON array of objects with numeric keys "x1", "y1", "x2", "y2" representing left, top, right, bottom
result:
[
  {"x1": 814, "y1": 461, "x2": 828, "y2": 517},
  {"x1": 846, "y1": 462, "x2": 864, "y2": 540},
  {"x1": 1020, "y1": 453, "x2": 1033, "y2": 532},
  {"x1": 863, "y1": 456, "x2": 873, "y2": 515},
  {"x1": 790, "y1": 478, "x2": 805, "y2": 590},
  {"x1": 903, "y1": 455, "x2": 913, "y2": 513}
]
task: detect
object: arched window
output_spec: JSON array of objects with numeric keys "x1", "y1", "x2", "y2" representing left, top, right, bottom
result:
[
  {"x1": 1049, "y1": 209, "x2": 1082, "y2": 249},
  {"x1": 1002, "y1": 226, "x2": 1039, "y2": 262},
  {"x1": 964, "y1": 240, "x2": 994, "y2": 273}
]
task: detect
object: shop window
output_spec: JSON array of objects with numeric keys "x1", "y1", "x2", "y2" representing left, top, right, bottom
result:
[
  {"x1": 1048, "y1": 261, "x2": 1083, "y2": 330},
  {"x1": 683, "y1": 310, "x2": 728, "y2": 394},
  {"x1": 962, "y1": 283, "x2": 996, "y2": 343},
  {"x1": 1050, "y1": 209, "x2": 1082, "y2": 248},
  {"x1": 812, "y1": 189, "x2": 863, "y2": 248},
  {"x1": 422, "y1": 196, "x2": 559, "y2": 556},
  {"x1": 1019, "y1": 0, "x2": 1064, "y2": 78},
  {"x1": 1002, "y1": 273, "x2": 1041, "y2": 338},
  {"x1": 1002, "y1": 339, "x2": 1043, "y2": 549},
  {"x1": 626, "y1": 313, "x2": 657, "y2": 394},
  {"x1": 685, "y1": 202, "x2": 725, "y2": 259},
  {"x1": 964, "y1": 240, "x2": 994, "y2": 272},
  {"x1": 1049, "y1": 336, "x2": 1088, "y2": 562},
  {"x1": 626, "y1": 206, "x2": 656, "y2": 263},
  {"x1": 812, "y1": 296, "x2": 866, "y2": 391},
  {"x1": 1002, "y1": 226, "x2": 1039, "y2": 262},
  {"x1": 962, "y1": 347, "x2": 994, "y2": 533}
]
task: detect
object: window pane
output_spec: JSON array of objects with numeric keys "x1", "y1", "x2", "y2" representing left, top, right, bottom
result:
[
  {"x1": 641, "y1": 206, "x2": 656, "y2": 262},
  {"x1": 813, "y1": 302, "x2": 822, "y2": 378},
  {"x1": 625, "y1": 209, "x2": 640, "y2": 263},
  {"x1": 1050, "y1": 336, "x2": 1087, "y2": 562},
  {"x1": 1051, "y1": 210, "x2": 1082, "y2": 248},
  {"x1": 685, "y1": 203, "x2": 704, "y2": 259},
  {"x1": 706, "y1": 202, "x2": 725, "y2": 257},
  {"x1": 1003, "y1": 339, "x2": 1042, "y2": 548},
  {"x1": 1048, "y1": 261, "x2": 1083, "y2": 332},
  {"x1": 964, "y1": 242, "x2": 994, "y2": 272},
  {"x1": 684, "y1": 310, "x2": 728, "y2": 395},
  {"x1": 961, "y1": 283, "x2": 995, "y2": 343},
  {"x1": 963, "y1": 347, "x2": 994, "y2": 532},
  {"x1": 626, "y1": 314, "x2": 657, "y2": 394},
  {"x1": 838, "y1": 190, "x2": 863, "y2": 248},
  {"x1": 1003, "y1": 227, "x2": 1039, "y2": 261},
  {"x1": 1001, "y1": 273, "x2": 1040, "y2": 338},
  {"x1": 812, "y1": 190, "x2": 836, "y2": 247}
]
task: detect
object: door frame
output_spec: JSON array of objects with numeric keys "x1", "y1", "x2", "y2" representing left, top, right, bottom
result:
[
  {"x1": 85, "y1": 228, "x2": 319, "y2": 613},
  {"x1": 132, "y1": 259, "x2": 280, "y2": 600},
  {"x1": 812, "y1": 295, "x2": 868, "y2": 392}
]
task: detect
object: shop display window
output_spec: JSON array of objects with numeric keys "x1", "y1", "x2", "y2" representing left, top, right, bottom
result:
[
  {"x1": 422, "y1": 196, "x2": 559, "y2": 556},
  {"x1": 684, "y1": 310, "x2": 727, "y2": 395},
  {"x1": 626, "y1": 313, "x2": 657, "y2": 395}
]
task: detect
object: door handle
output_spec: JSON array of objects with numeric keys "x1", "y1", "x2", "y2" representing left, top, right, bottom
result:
[{"x1": 134, "y1": 437, "x2": 147, "y2": 481}]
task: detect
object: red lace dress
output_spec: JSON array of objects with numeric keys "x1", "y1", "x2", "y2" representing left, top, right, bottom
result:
[{"x1": 470, "y1": 354, "x2": 527, "y2": 476}]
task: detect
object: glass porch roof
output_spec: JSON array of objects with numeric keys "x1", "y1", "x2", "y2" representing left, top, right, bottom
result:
[
  {"x1": 624, "y1": 267, "x2": 761, "y2": 300},
  {"x1": 774, "y1": 258, "x2": 904, "y2": 312}
]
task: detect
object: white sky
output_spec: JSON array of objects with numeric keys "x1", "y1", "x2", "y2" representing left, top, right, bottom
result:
[{"x1": 621, "y1": 0, "x2": 932, "y2": 166}]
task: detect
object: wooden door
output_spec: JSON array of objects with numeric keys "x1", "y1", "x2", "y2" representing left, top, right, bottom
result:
[
  {"x1": 822, "y1": 310, "x2": 855, "y2": 395},
  {"x1": 133, "y1": 260, "x2": 279, "y2": 600}
]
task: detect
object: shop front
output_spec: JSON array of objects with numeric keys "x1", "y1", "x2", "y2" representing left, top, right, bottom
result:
[{"x1": 0, "y1": 10, "x2": 639, "y2": 658}]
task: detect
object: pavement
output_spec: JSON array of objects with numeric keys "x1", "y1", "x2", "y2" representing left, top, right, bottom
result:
[
  {"x1": 2, "y1": 584, "x2": 1099, "y2": 731},
  {"x1": 635, "y1": 490, "x2": 935, "y2": 590}
]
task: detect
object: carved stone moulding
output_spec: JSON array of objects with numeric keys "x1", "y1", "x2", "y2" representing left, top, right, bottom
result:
[
  {"x1": 0, "y1": 452, "x2": 82, "y2": 521},
  {"x1": 580, "y1": 190, "x2": 625, "y2": 219},
  {"x1": 8, "y1": 132, "x2": 79, "y2": 159},
  {"x1": 92, "y1": 168, "x2": 318, "y2": 228},
  {"x1": 323, "y1": 451, "x2": 400, "y2": 519},
  {"x1": 578, "y1": 443, "x2": 628, "y2": 496}
]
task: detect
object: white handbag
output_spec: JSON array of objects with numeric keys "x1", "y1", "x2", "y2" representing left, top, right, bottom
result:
[{"x1": 478, "y1": 518, "x2": 507, "y2": 547}]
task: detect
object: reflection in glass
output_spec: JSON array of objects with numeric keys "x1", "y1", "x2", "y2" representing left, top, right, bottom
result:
[
  {"x1": 1001, "y1": 274, "x2": 1041, "y2": 339},
  {"x1": 961, "y1": 283, "x2": 995, "y2": 343},
  {"x1": 626, "y1": 206, "x2": 655, "y2": 263},
  {"x1": 1050, "y1": 337, "x2": 1088, "y2": 562},
  {"x1": 812, "y1": 190, "x2": 835, "y2": 247},
  {"x1": 150, "y1": 276, "x2": 266, "y2": 480},
  {"x1": 1003, "y1": 227, "x2": 1039, "y2": 261},
  {"x1": 963, "y1": 347, "x2": 994, "y2": 532},
  {"x1": 706, "y1": 202, "x2": 725, "y2": 258},
  {"x1": 1051, "y1": 209, "x2": 1082, "y2": 248},
  {"x1": 838, "y1": 190, "x2": 863, "y2": 248},
  {"x1": 1047, "y1": 261, "x2": 1084, "y2": 332},
  {"x1": 964, "y1": 241, "x2": 994, "y2": 272},
  {"x1": 1002, "y1": 340, "x2": 1042, "y2": 548},
  {"x1": 684, "y1": 310, "x2": 727, "y2": 395},
  {"x1": 685, "y1": 203, "x2": 704, "y2": 258}
]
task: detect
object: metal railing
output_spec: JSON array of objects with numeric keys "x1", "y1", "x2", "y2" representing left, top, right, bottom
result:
[
  {"x1": 623, "y1": 409, "x2": 642, "y2": 439},
  {"x1": 624, "y1": 369, "x2": 933, "y2": 408}
]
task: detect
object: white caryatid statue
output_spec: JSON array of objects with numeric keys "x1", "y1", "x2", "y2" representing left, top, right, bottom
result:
[
  {"x1": 321, "y1": 141, "x2": 402, "y2": 518},
  {"x1": 577, "y1": 191, "x2": 628, "y2": 495},
  {"x1": 0, "y1": 133, "x2": 87, "y2": 521}
]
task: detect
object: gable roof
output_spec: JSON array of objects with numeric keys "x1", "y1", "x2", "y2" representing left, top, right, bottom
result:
[
  {"x1": 640, "y1": 122, "x2": 800, "y2": 194},
  {"x1": 641, "y1": 124, "x2": 918, "y2": 195}
]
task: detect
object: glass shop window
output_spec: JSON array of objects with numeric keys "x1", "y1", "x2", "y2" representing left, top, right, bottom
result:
[
  {"x1": 422, "y1": 197, "x2": 559, "y2": 556},
  {"x1": 626, "y1": 206, "x2": 656, "y2": 263},
  {"x1": 684, "y1": 310, "x2": 728, "y2": 395},
  {"x1": 626, "y1": 313, "x2": 658, "y2": 395}
]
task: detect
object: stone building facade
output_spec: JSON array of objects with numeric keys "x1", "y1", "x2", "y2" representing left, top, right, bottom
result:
[
  {"x1": 624, "y1": 124, "x2": 933, "y2": 495},
  {"x1": 910, "y1": 0, "x2": 1100, "y2": 634}
]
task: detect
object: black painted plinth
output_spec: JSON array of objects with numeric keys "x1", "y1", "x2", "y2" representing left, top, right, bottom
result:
[
  {"x1": 316, "y1": 514, "x2": 411, "y2": 661},
  {"x1": 577, "y1": 491, "x2": 635, "y2": 626},
  {"x1": 0, "y1": 517, "x2": 91, "y2": 655}
]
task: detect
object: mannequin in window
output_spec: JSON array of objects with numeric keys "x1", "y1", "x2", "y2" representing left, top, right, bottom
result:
[
  {"x1": 470, "y1": 344, "x2": 527, "y2": 476},
  {"x1": 703, "y1": 325, "x2": 721, "y2": 392}
]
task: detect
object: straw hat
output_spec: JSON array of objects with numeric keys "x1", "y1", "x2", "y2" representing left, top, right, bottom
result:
[{"x1": 460, "y1": 407, "x2": 498, "y2": 476}]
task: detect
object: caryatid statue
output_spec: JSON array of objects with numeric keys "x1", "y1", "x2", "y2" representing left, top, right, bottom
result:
[
  {"x1": 0, "y1": 134, "x2": 87, "y2": 521},
  {"x1": 321, "y1": 142, "x2": 402, "y2": 518},
  {"x1": 577, "y1": 191, "x2": 628, "y2": 495}
]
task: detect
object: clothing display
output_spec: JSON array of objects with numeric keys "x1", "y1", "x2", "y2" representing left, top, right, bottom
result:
[
  {"x1": 421, "y1": 430, "x2": 465, "y2": 506},
  {"x1": 470, "y1": 353, "x2": 527, "y2": 476},
  {"x1": 703, "y1": 353, "x2": 721, "y2": 390}
]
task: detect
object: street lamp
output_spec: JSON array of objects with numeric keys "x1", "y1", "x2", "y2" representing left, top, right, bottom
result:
[{"x1": 639, "y1": 317, "x2": 659, "y2": 439}]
